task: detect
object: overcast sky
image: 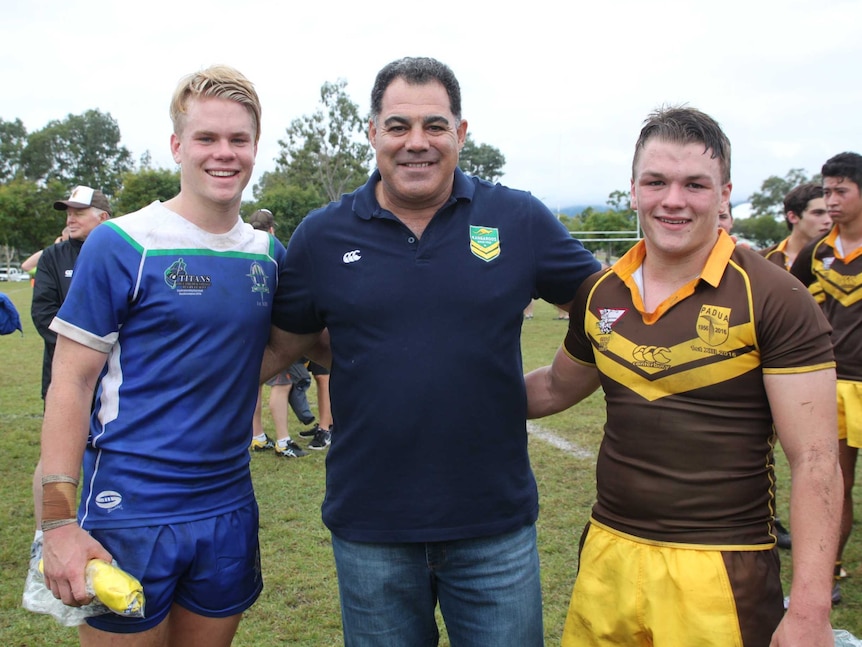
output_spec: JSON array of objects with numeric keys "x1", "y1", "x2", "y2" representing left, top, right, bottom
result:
[{"x1": 4, "y1": 0, "x2": 861, "y2": 211}]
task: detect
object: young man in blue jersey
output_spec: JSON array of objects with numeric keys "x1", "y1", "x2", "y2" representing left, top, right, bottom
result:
[
  {"x1": 37, "y1": 65, "x2": 296, "y2": 646},
  {"x1": 264, "y1": 56, "x2": 601, "y2": 645}
]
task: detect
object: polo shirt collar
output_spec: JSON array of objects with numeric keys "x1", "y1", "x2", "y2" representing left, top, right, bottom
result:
[{"x1": 351, "y1": 168, "x2": 475, "y2": 221}]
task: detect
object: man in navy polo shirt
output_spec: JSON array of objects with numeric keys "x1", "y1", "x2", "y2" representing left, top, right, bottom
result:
[{"x1": 266, "y1": 56, "x2": 600, "y2": 646}]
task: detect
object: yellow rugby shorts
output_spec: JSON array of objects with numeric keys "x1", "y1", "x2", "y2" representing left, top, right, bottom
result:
[
  {"x1": 562, "y1": 522, "x2": 783, "y2": 647},
  {"x1": 837, "y1": 379, "x2": 862, "y2": 448}
]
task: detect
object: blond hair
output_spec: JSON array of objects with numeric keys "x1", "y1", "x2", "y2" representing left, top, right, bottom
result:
[{"x1": 170, "y1": 65, "x2": 261, "y2": 143}]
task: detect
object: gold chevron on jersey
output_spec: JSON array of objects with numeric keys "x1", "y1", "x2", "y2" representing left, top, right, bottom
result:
[
  {"x1": 807, "y1": 282, "x2": 827, "y2": 305},
  {"x1": 586, "y1": 309, "x2": 759, "y2": 401},
  {"x1": 812, "y1": 260, "x2": 862, "y2": 306},
  {"x1": 806, "y1": 233, "x2": 862, "y2": 306}
]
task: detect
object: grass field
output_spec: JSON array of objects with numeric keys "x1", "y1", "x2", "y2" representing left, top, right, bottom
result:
[{"x1": 0, "y1": 288, "x2": 860, "y2": 645}]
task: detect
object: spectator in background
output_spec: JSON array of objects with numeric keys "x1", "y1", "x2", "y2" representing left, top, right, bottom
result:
[
  {"x1": 762, "y1": 183, "x2": 832, "y2": 271},
  {"x1": 791, "y1": 152, "x2": 862, "y2": 605},
  {"x1": 718, "y1": 203, "x2": 754, "y2": 249},
  {"x1": 758, "y1": 182, "x2": 831, "y2": 552},
  {"x1": 247, "y1": 208, "x2": 309, "y2": 458},
  {"x1": 298, "y1": 360, "x2": 334, "y2": 450},
  {"x1": 250, "y1": 369, "x2": 309, "y2": 458},
  {"x1": 22, "y1": 227, "x2": 70, "y2": 274},
  {"x1": 717, "y1": 202, "x2": 733, "y2": 233},
  {"x1": 33, "y1": 189, "x2": 110, "y2": 400}
]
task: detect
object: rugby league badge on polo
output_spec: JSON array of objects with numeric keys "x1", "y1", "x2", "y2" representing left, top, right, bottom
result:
[{"x1": 469, "y1": 226, "x2": 500, "y2": 262}]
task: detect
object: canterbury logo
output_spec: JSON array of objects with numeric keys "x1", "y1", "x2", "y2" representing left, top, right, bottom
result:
[
  {"x1": 343, "y1": 250, "x2": 362, "y2": 264},
  {"x1": 632, "y1": 345, "x2": 671, "y2": 365}
]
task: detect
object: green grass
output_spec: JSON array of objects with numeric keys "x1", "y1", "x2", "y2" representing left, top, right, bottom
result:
[{"x1": 0, "y1": 292, "x2": 859, "y2": 645}]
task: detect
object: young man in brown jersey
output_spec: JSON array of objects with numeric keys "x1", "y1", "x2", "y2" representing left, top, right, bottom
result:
[
  {"x1": 526, "y1": 106, "x2": 841, "y2": 646},
  {"x1": 791, "y1": 151, "x2": 862, "y2": 605},
  {"x1": 762, "y1": 182, "x2": 831, "y2": 271}
]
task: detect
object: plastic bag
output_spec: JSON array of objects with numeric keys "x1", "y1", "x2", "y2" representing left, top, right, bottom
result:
[
  {"x1": 83, "y1": 559, "x2": 145, "y2": 616},
  {"x1": 835, "y1": 629, "x2": 862, "y2": 647},
  {"x1": 22, "y1": 536, "x2": 145, "y2": 626}
]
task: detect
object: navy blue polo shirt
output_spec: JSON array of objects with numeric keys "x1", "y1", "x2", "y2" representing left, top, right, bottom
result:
[{"x1": 274, "y1": 168, "x2": 600, "y2": 542}]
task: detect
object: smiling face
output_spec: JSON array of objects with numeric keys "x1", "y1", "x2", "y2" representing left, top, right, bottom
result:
[
  {"x1": 631, "y1": 138, "x2": 731, "y2": 264},
  {"x1": 368, "y1": 78, "x2": 467, "y2": 214},
  {"x1": 170, "y1": 96, "x2": 257, "y2": 213}
]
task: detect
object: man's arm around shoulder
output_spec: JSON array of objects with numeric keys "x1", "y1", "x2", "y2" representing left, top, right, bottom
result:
[
  {"x1": 525, "y1": 346, "x2": 601, "y2": 419},
  {"x1": 261, "y1": 326, "x2": 329, "y2": 383}
]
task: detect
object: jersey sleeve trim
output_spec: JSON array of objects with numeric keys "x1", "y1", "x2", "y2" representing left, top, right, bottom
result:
[
  {"x1": 49, "y1": 318, "x2": 117, "y2": 353},
  {"x1": 762, "y1": 362, "x2": 835, "y2": 375},
  {"x1": 562, "y1": 344, "x2": 596, "y2": 368}
]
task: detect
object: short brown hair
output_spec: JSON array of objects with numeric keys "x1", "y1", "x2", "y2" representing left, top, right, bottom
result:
[
  {"x1": 633, "y1": 106, "x2": 731, "y2": 184},
  {"x1": 783, "y1": 182, "x2": 823, "y2": 230}
]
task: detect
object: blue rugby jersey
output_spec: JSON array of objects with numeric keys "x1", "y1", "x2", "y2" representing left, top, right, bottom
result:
[{"x1": 51, "y1": 201, "x2": 284, "y2": 528}]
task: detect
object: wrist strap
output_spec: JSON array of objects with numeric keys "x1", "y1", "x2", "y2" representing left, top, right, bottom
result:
[
  {"x1": 41, "y1": 474, "x2": 80, "y2": 486},
  {"x1": 41, "y1": 518, "x2": 77, "y2": 532}
]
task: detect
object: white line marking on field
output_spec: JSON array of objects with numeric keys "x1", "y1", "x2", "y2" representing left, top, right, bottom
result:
[{"x1": 527, "y1": 422, "x2": 594, "y2": 460}]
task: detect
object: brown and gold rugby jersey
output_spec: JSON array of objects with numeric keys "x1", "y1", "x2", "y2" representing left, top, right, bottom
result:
[
  {"x1": 791, "y1": 228, "x2": 862, "y2": 382},
  {"x1": 565, "y1": 232, "x2": 834, "y2": 547},
  {"x1": 759, "y1": 237, "x2": 790, "y2": 270}
]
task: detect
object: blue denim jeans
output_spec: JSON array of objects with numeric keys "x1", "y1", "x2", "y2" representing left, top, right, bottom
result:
[{"x1": 331, "y1": 524, "x2": 544, "y2": 647}]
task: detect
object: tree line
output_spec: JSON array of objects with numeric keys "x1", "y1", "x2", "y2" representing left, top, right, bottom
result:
[
  {"x1": 0, "y1": 77, "x2": 809, "y2": 263},
  {"x1": 564, "y1": 167, "x2": 822, "y2": 261}
]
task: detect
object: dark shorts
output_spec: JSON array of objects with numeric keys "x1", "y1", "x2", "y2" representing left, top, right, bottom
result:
[
  {"x1": 307, "y1": 360, "x2": 329, "y2": 376},
  {"x1": 86, "y1": 501, "x2": 262, "y2": 633},
  {"x1": 265, "y1": 370, "x2": 291, "y2": 387}
]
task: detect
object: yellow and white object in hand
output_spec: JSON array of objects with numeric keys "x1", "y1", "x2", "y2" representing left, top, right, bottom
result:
[{"x1": 39, "y1": 558, "x2": 145, "y2": 617}]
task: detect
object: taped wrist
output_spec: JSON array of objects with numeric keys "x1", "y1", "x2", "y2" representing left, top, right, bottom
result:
[{"x1": 42, "y1": 475, "x2": 79, "y2": 531}]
